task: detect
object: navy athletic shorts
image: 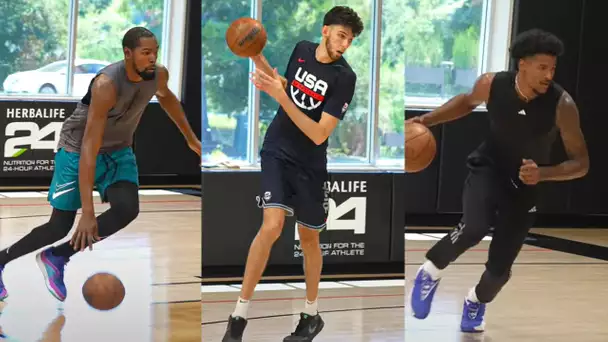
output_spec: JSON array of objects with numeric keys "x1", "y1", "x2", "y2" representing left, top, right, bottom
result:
[{"x1": 257, "y1": 151, "x2": 329, "y2": 230}]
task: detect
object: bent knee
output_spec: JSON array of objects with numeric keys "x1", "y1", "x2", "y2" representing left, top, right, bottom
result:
[
  {"x1": 486, "y1": 265, "x2": 512, "y2": 282},
  {"x1": 113, "y1": 200, "x2": 140, "y2": 224},
  {"x1": 260, "y1": 208, "x2": 286, "y2": 241},
  {"x1": 453, "y1": 226, "x2": 488, "y2": 247},
  {"x1": 298, "y1": 225, "x2": 320, "y2": 249}
]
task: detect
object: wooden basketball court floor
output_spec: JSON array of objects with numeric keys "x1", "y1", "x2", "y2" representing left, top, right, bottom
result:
[
  {"x1": 405, "y1": 227, "x2": 608, "y2": 341},
  {"x1": 202, "y1": 277, "x2": 405, "y2": 341},
  {"x1": 0, "y1": 189, "x2": 201, "y2": 341}
]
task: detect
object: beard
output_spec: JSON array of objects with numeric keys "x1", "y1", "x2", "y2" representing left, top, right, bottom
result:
[
  {"x1": 138, "y1": 68, "x2": 156, "y2": 81},
  {"x1": 133, "y1": 61, "x2": 156, "y2": 81},
  {"x1": 325, "y1": 39, "x2": 341, "y2": 61}
]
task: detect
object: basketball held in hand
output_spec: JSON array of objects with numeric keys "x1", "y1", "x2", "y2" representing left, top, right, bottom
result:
[
  {"x1": 405, "y1": 122, "x2": 436, "y2": 173},
  {"x1": 225, "y1": 17, "x2": 267, "y2": 57}
]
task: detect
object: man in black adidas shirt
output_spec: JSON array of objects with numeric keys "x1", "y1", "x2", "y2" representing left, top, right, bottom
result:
[
  {"x1": 222, "y1": 6, "x2": 363, "y2": 342},
  {"x1": 408, "y1": 29, "x2": 589, "y2": 332}
]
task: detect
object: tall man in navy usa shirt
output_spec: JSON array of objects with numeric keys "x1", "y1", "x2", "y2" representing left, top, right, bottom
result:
[{"x1": 222, "y1": 6, "x2": 364, "y2": 342}]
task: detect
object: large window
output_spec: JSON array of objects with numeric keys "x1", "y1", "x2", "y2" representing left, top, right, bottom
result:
[
  {"x1": 0, "y1": 0, "x2": 166, "y2": 98},
  {"x1": 201, "y1": 0, "x2": 396, "y2": 168},
  {"x1": 378, "y1": 0, "x2": 406, "y2": 164},
  {"x1": 0, "y1": 1, "x2": 69, "y2": 95},
  {"x1": 201, "y1": 0, "x2": 253, "y2": 164},
  {"x1": 201, "y1": 0, "x2": 509, "y2": 168},
  {"x1": 75, "y1": 0, "x2": 165, "y2": 97},
  {"x1": 404, "y1": 0, "x2": 486, "y2": 108}
]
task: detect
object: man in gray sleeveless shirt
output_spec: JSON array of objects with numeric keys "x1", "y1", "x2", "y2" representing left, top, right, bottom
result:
[{"x1": 0, "y1": 27, "x2": 201, "y2": 302}]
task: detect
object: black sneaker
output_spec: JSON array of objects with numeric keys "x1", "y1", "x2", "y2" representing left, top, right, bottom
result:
[
  {"x1": 283, "y1": 313, "x2": 324, "y2": 341},
  {"x1": 222, "y1": 315, "x2": 247, "y2": 342}
]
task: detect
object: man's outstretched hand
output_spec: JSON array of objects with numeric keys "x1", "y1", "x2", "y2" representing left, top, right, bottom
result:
[{"x1": 70, "y1": 212, "x2": 100, "y2": 251}]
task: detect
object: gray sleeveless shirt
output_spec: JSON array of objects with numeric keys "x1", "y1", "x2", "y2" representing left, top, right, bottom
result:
[{"x1": 57, "y1": 60, "x2": 158, "y2": 153}]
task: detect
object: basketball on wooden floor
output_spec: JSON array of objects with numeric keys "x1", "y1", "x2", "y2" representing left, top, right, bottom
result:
[
  {"x1": 405, "y1": 122, "x2": 436, "y2": 173},
  {"x1": 82, "y1": 272, "x2": 125, "y2": 311},
  {"x1": 225, "y1": 17, "x2": 267, "y2": 57}
]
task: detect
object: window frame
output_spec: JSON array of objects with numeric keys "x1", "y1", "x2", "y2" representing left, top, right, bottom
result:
[
  {"x1": 0, "y1": 0, "x2": 182, "y2": 102},
  {"x1": 403, "y1": 0, "x2": 515, "y2": 111},
  {"x1": 200, "y1": 0, "x2": 515, "y2": 171},
  {"x1": 0, "y1": 0, "x2": 514, "y2": 171}
]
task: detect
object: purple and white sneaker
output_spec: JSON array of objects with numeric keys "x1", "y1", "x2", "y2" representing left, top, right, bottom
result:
[{"x1": 36, "y1": 248, "x2": 68, "y2": 301}]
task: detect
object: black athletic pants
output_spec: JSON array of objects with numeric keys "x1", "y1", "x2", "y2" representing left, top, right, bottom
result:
[
  {"x1": 426, "y1": 161, "x2": 536, "y2": 303},
  {"x1": 0, "y1": 181, "x2": 139, "y2": 265}
]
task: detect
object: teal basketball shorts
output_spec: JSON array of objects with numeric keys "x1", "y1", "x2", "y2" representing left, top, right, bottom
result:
[{"x1": 47, "y1": 147, "x2": 139, "y2": 211}]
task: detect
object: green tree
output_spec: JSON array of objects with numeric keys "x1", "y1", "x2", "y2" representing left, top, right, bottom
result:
[
  {"x1": 0, "y1": 0, "x2": 68, "y2": 82},
  {"x1": 404, "y1": 0, "x2": 483, "y2": 66},
  {"x1": 77, "y1": 0, "x2": 166, "y2": 63},
  {"x1": 452, "y1": 26, "x2": 479, "y2": 69},
  {"x1": 79, "y1": 0, "x2": 113, "y2": 16},
  {"x1": 380, "y1": 0, "x2": 407, "y2": 138},
  {"x1": 403, "y1": 0, "x2": 446, "y2": 66},
  {"x1": 201, "y1": 0, "x2": 252, "y2": 116},
  {"x1": 118, "y1": 0, "x2": 164, "y2": 45},
  {"x1": 77, "y1": 10, "x2": 132, "y2": 62}
]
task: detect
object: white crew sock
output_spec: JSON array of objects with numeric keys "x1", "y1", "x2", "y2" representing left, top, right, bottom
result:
[
  {"x1": 302, "y1": 298, "x2": 318, "y2": 316},
  {"x1": 466, "y1": 287, "x2": 480, "y2": 303},
  {"x1": 232, "y1": 297, "x2": 250, "y2": 319},
  {"x1": 421, "y1": 259, "x2": 443, "y2": 280}
]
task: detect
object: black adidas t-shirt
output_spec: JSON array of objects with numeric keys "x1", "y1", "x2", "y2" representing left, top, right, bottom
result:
[
  {"x1": 471, "y1": 71, "x2": 563, "y2": 184},
  {"x1": 261, "y1": 40, "x2": 357, "y2": 171}
]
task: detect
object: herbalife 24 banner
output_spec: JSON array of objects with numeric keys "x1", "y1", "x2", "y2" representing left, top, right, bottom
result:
[
  {"x1": 201, "y1": 171, "x2": 395, "y2": 268},
  {"x1": 0, "y1": 101, "x2": 76, "y2": 177},
  {"x1": 289, "y1": 173, "x2": 393, "y2": 264}
]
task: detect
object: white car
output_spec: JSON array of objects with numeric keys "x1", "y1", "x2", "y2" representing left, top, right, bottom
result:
[{"x1": 2, "y1": 58, "x2": 111, "y2": 97}]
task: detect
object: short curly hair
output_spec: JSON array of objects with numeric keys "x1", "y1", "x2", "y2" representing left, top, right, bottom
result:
[
  {"x1": 509, "y1": 29, "x2": 564, "y2": 60},
  {"x1": 323, "y1": 6, "x2": 364, "y2": 37}
]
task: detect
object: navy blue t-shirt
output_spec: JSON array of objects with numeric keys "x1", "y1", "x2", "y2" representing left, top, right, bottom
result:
[{"x1": 261, "y1": 40, "x2": 357, "y2": 171}]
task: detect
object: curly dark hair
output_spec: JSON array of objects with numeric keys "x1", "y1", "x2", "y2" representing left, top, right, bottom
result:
[
  {"x1": 509, "y1": 29, "x2": 564, "y2": 60},
  {"x1": 323, "y1": 6, "x2": 364, "y2": 37}
]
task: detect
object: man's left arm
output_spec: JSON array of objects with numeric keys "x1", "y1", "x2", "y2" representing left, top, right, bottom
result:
[
  {"x1": 274, "y1": 70, "x2": 356, "y2": 145},
  {"x1": 155, "y1": 65, "x2": 201, "y2": 156},
  {"x1": 539, "y1": 92, "x2": 589, "y2": 181}
]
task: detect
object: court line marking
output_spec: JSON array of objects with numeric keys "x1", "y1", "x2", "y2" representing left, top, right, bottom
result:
[
  {"x1": 0, "y1": 198, "x2": 199, "y2": 208},
  {"x1": 0, "y1": 189, "x2": 190, "y2": 198},
  {"x1": 405, "y1": 232, "x2": 494, "y2": 241},
  {"x1": 202, "y1": 293, "x2": 404, "y2": 304},
  {"x1": 152, "y1": 280, "x2": 202, "y2": 286},
  {"x1": 201, "y1": 305, "x2": 404, "y2": 326},
  {"x1": 0, "y1": 208, "x2": 200, "y2": 220},
  {"x1": 405, "y1": 262, "x2": 608, "y2": 265},
  {"x1": 407, "y1": 247, "x2": 550, "y2": 252},
  {"x1": 201, "y1": 279, "x2": 405, "y2": 294},
  {"x1": 151, "y1": 299, "x2": 201, "y2": 305}
]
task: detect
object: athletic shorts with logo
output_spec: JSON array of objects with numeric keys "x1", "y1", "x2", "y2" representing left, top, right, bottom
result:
[
  {"x1": 48, "y1": 147, "x2": 139, "y2": 211},
  {"x1": 257, "y1": 151, "x2": 329, "y2": 230}
]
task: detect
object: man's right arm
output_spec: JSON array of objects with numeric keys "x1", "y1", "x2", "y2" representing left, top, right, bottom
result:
[
  {"x1": 250, "y1": 54, "x2": 288, "y2": 88},
  {"x1": 417, "y1": 72, "x2": 494, "y2": 127},
  {"x1": 79, "y1": 74, "x2": 116, "y2": 216}
]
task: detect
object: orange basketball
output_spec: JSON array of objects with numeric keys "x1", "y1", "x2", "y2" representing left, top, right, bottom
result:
[
  {"x1": 225, "y1": 17, "x2": 267, "y2": 57},
  {"x1": 405, "y1": 122, "x2": 436, "y2": 173},
  {"x1": 82, "y1": 272, "x2": 125, "y2": 311}
]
